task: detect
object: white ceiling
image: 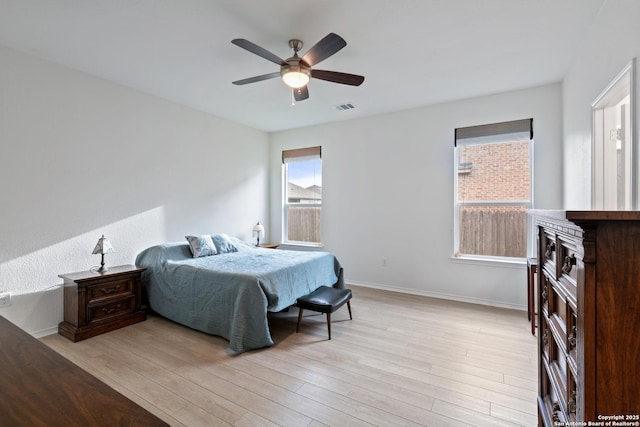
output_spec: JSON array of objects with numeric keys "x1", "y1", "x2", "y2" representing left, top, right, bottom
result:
[{"x1": 0, "y1": 0, "x2": 605, "y2": 132}]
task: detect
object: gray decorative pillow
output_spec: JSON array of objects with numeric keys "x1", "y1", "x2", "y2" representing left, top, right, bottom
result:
[
  {"x1": 185, "y1": 235, "x2": 217, "y2": 257},
  {"x1": 212, "y1": 233, "x2": 238, "y2": 254}
]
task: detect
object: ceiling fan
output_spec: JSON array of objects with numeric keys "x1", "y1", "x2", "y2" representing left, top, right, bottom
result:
[{"x1": 231, "y1": 33, "x2": 364, "y2": 102}]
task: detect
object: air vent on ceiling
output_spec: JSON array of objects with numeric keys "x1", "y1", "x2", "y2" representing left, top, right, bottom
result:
[{"x1": 335, "y1": 103, "x2": 355, "y2": 111}]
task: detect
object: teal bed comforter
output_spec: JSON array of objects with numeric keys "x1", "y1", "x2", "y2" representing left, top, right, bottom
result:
[{"x1": 135, "y1": 240, "x2": 343, "y2": 353}]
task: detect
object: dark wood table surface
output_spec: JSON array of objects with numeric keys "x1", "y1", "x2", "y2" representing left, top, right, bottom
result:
[{"x1": 0, "y1": 315, "x2": 168, "y2": 426}]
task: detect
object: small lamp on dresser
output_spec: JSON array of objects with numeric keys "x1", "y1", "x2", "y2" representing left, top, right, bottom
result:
[
  {"x1": 252, "y1": 222, "x2": 265, "y2": 246},
  {"x1": 92, "y1": 234, "x2": 115, "y2": 273}
]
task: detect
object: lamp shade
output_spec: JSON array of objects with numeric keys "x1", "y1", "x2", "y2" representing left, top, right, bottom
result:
[
  {"x1": 252, "y1": 222, "x2": 265, "y2": 247},
  {"x1": 92, "y1": 235, "x2": 115, "y2": 273},
  {"x1": 252, "y1": 222, "x2": 265, "y2": 237},
  {"x1": 92, "y1": 235, "x2": 115, "y2": 255}
]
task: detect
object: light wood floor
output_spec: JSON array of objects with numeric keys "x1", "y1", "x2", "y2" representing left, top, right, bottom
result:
[{"x1": 41, "y1": 286, "x2": 538, "y2": 427}]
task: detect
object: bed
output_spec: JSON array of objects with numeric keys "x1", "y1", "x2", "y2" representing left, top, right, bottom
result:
[{"x1": 135, "y1": 237, "x2": 344, "y2": 353}]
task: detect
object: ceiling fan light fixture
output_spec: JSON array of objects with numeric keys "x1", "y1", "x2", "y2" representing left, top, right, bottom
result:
[
  {"x1": 282, "y1": 69, "x2": 310, "y2": 88},
  {"x1": 232, "y1": 33, "x2": 364, "y2": 101}
]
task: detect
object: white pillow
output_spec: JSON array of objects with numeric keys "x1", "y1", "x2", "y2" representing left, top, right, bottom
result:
[{"x1": 185, "y1": 235, "x2": 217, "y2": 257}]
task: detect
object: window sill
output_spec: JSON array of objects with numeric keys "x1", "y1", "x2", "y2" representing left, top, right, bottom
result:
[
  {"x1": 449, "y1": 255, "x2": 525, "y2": 269},
  {"x1": 279, "y1": 242, "x2": 324, "y2": 250}
]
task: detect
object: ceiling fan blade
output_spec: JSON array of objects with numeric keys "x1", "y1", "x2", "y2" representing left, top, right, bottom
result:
[
  {"x1": 293, "y1": 86, "x2": 309, "y2": 101},
  {"x1": 232, "y1": 72, "x2": 281, "y2": 85},
  {"x1": 311, "y1": 69, "x2": 365, "y2": 86},
  {"x1": 301, "y1": 33, "x2": 346, "y2": 67},
  {"x1": 231, "y1": 39, "x2": 287, "y2": 66}
]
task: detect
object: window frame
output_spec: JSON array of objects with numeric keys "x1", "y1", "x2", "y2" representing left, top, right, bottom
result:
[
  {"x1": 282, "y1": 146, "x2": 322, "y2": 247},
  {"x1": 453, "y1": 119, "x2": 534, "y2": 262}
]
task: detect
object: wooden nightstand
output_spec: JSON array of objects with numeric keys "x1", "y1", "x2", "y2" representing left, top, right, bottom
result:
[
  {"x1": 259, "y1": 243, "x2": 280, "y2": 249},
  {"x1": 58, "y1": 265, "x2": 146, "y2": 342}
]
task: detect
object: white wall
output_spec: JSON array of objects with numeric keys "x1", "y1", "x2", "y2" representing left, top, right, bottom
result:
[
  {"x1": 562, "y1": 0, "x2": 640, "y2": 209},
  {"x1": 270, "y1": 84, "x2": 563, "y2": 309},
  {"x1": 0, "y1": 46, "x2": 269, "y2": 335},
  {"x1": 13, "y1": 0, "x2": 634, "y2": 332}
]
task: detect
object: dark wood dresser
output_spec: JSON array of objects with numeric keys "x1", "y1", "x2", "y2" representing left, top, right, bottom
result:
[
  {"x1": 59, "y1": 264, "x2": 146, "y2": 342},
  {"x1": 531, "y1": 210, "x2": 640, "y2": 425},
  {"x1": 0, "y1": 315, "x2": 168, "y2": 426}
]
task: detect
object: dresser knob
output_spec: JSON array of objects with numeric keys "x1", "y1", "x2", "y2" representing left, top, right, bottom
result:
[
  {"x1": 568, "y1": 325, "x2": 577, "y2": 349},
  {"x1": 562, "y1": 254, "x2": 576, "y2": 274},
  {"x1": 568, "y1": 390, "x2": 577, "y2": 414},
  {"x1": 545, "y1": 242, "x2": 556, "y2": 258}
]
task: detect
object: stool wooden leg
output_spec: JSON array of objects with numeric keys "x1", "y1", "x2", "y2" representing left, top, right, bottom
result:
[
  {"x1": 347, "y1": 301, "x2": 352, "y2": 320},
  {"x1": 296, "y1": 308, "x2": 304, "y2": 333},
  {"x1": 327, "y1": 312, "x2": 332, "y2": 340}
]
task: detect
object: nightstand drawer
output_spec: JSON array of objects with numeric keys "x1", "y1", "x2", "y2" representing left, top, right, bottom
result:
[
  {"x1": 87, "y1": 295, "x2": 135, "y2": 324},
  {"x1": 87, "y1": 277, "x2": 134, "y2": 301}
]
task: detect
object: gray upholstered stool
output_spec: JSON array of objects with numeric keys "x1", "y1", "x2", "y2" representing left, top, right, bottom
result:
[{"x1": 296, "y1": 286, "x2": 352, "y2": 340}]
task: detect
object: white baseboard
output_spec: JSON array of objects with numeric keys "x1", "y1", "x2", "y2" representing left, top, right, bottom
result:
[
  {"x1": 31, "y1": 326, "x2": 60, "y2": 338},
  {"x1": 0, "y1": 281, "x2": 525, "y2": 340},
  {"x1": 347, "y1": 280, "x2": 526, "y2": 312},
  {"x1": 0, "y1": 286, "x2": 63, "y2": 338}
]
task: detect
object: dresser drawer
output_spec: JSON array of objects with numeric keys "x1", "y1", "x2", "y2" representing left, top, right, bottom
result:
[
  {"x1": 540, "y1": 231, "x2": 557, "y2": 276},
  {"x1": 87, "y1": 277, "x2": 134, "y2": 302},
  {"x1": 557, "y1": 238, "x2": 580, "y2": 299},
  {"x1": 567, "y1": 371, "x2": 578, "y2": 422},
  {"x1": 539, "y1": 359, "x2": 566, "y2": 426},
  {"x1": 540, "y1": 314, "x2": 550, "y2": 361},
  {"x1": 540, "y1": 272, "x2": 551, "y2": 316},
  {"x1": 87, "y1": 295, "x2": 135, "y2": 324},
  {"x1": 546, "y1": 277, "x2": 570, "y2": 338},
  {"x1": 539, "y1": 357, "x2": 578, "y2": 426},
  {"x1": 567, "y1": 313, "x2": 578, "y2": 376},
  {"x1": 547, "y1": 313, "x2": 579, "y2": 424},
  {"x1": 549, "y1": 357, "x2": 568, "y2": 416},
  {"x1": 547, "y1": 315, "x2": 568, "y2": 385}
]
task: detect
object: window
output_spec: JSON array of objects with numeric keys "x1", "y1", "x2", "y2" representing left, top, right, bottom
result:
[
  {"x1": 283, "y1": 146, "x2": 322, "y2": 245},
  {"x1": 454, "y1": 119, "x2": 533, "y2": 259}
]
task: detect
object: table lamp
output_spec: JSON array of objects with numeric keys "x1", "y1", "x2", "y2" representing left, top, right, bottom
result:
[
  {"x1": 92, "y1": 235, "x2": 115, "y2": 272},
  {"x1": 252, "y1": 222, "x2": 265, "y2": 246}
]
